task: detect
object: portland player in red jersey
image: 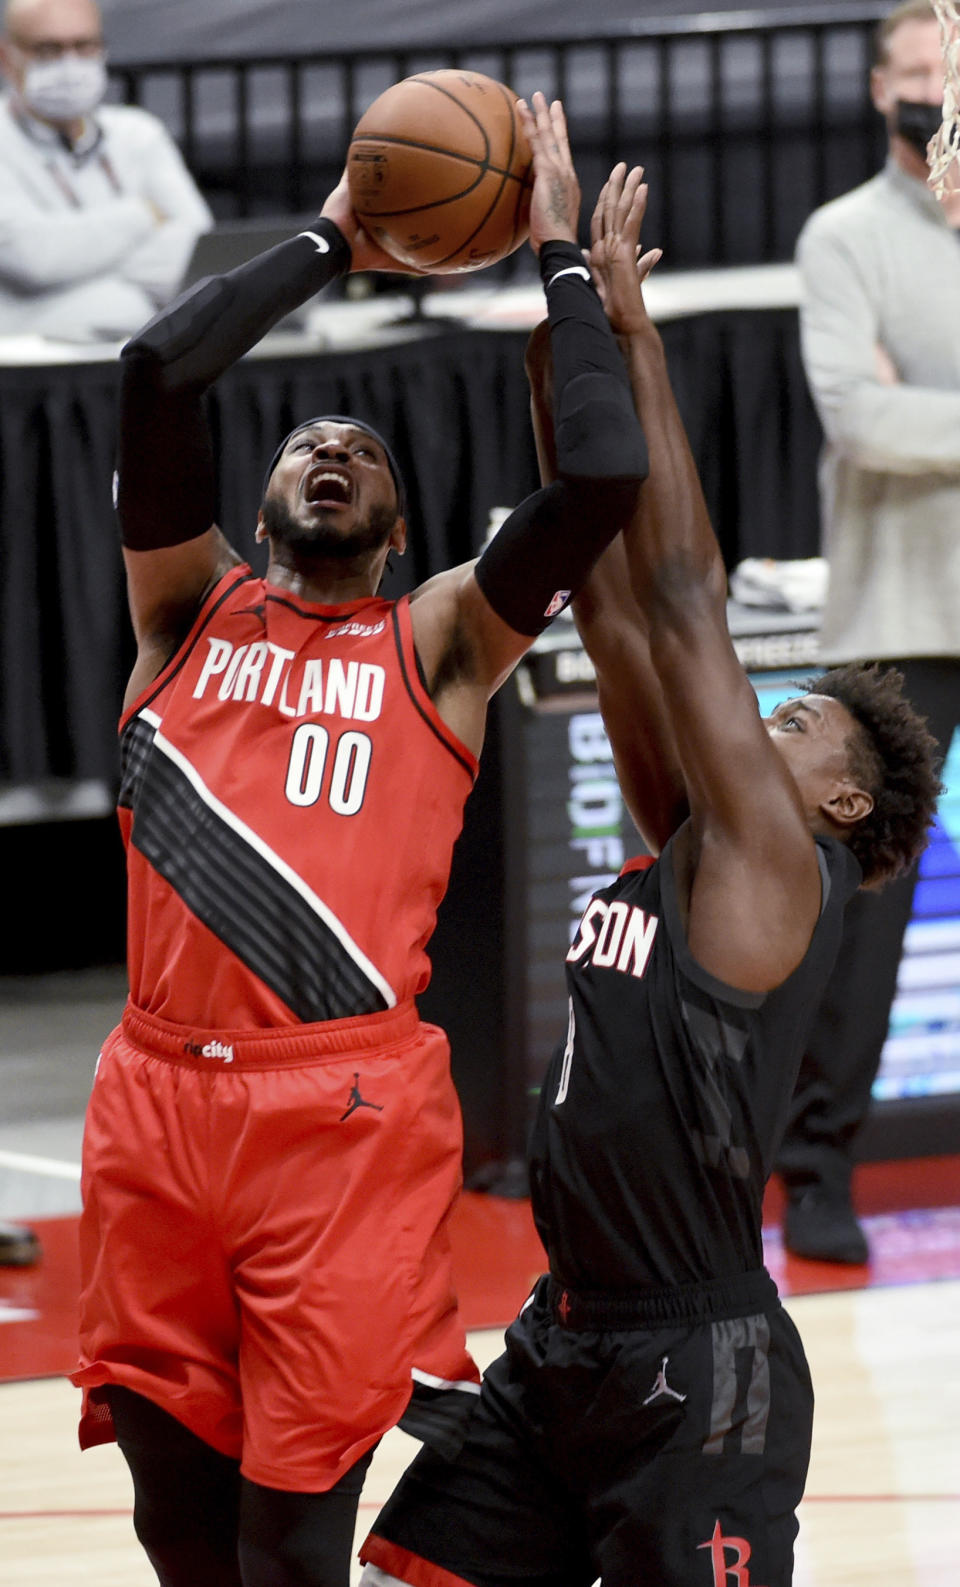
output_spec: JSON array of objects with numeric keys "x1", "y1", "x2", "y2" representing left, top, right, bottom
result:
[
  {"x1": 71, "y1": 97, "x2": 651, "y2": 1587},
  {"x1": 358, "y1": 172, "x2": 943, "y2": 1587}
]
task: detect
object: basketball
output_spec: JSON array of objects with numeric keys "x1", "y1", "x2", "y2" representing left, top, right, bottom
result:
[{"x1": 347, "y1": 69, "x2": 533, "y2": 273}]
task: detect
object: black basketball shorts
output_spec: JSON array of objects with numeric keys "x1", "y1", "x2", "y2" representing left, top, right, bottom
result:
[{"x1": 361, "y1": 1269, "x2": 813, "y2": 1587}]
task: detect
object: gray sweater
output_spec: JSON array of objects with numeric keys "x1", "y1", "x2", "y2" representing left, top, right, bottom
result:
[
  {"x1": 0, "y1": 98, "x2": 211, "y2": 341},
  {"x1": 796, "y1": 159, "x2": 960, "y2": 661}
]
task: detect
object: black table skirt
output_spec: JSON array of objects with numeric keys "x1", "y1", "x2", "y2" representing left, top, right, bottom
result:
[{"x1": 0, "y1": 310, "x2": 821, "y2": 786}]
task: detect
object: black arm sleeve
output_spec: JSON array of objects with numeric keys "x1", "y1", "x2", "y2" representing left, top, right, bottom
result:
[
  {"x1": 539, "y1": 238, "x2": 649, "y2": 481},
  {"x1": 474, "y1": 239, "x2": 649, "y2": 636},
  {"x1": 117, "y1": 218, "x2": 351, "y2": 550}
]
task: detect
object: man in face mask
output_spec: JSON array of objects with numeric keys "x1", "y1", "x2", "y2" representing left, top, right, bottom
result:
[
  {"x1": 776, "y1": 0, "x2": 960, "y2": 1266},
  {"x1": 0, "y1": 0, "x2": 211, "y2": 339},
  {"x1": 872, "y1": 0, "x2": 958, "y2": 179}
]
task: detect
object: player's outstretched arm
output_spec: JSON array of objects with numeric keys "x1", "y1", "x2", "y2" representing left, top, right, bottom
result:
[
  {"x1": 412, "y1": 97, "x2": 648, "y2": 752},
  {"x1": 525, "y1": 315, "x2": 687, "y2": 855},
  {"x1": 118, "y1": 170, "x2": 417, "y2": 705},
  {"x1": 588, "y1": 166, "x2": 823, "y2": 991}
]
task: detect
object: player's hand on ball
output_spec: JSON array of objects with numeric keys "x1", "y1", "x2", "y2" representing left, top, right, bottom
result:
[
  {"x1": 517, "y1": 93, "x2": 580, "y2": 254},
  {"x1": 321, "y1": 172, "x2": 427, "y2": 274},
  {"x1": 587, "y1": 162, "x2": 661, "y2": 336}
]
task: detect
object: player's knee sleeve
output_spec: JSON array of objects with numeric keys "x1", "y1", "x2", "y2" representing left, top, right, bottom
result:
[
  {"x1": 238, "y1": 1450, "x2": 374, "y2": 1587},
  {"x1": 106, "y1": 1386, "x2": 242, "y2": 1584}
]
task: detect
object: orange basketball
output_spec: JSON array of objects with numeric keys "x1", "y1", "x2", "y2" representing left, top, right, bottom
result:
[{"x1": 347, "y1": 70, "x2": 533, "y2": 273}]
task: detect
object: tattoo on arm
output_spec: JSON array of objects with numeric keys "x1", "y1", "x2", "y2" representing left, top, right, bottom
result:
[{"x1": 547, "y1": 177, "x2": 570, "y2": 232}]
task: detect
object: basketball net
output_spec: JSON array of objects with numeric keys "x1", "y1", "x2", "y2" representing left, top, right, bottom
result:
[{"x1": 929, "y1": 0, "x2": 960, "y2": 199}]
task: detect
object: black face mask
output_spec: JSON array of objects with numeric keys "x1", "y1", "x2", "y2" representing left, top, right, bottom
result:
[{"x1": 893, "y1": 98, "x2": 943, "y2": 159}]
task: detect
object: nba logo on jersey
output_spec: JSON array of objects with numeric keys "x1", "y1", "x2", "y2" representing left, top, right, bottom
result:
[{"x1": 543, "y1": 589, "x2": 571, "y2": 619}]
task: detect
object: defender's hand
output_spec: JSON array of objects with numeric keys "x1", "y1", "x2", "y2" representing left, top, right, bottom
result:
[
  {"x1": 587, "y1": 162, "x2": 661, "y2": 336},
  {"x1": 517, "y1": 93, "x2": 579, "y2": 254}
]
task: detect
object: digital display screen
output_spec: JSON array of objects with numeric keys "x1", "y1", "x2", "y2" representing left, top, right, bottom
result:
[
  {"x1": 754, "y1": 671, "x2": 960, "y2": 1105},
  {"x1": 514, "y1": 658, "x2": 960, "y2": 1110}
]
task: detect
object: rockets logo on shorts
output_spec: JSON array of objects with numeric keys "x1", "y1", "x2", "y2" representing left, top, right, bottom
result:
[
  {"x1": 698, "y1": 1521, "x2": 767, "y2": 1587},
  {"x1": 543, "y1": 589, "x2": 571, "y2": 619}
]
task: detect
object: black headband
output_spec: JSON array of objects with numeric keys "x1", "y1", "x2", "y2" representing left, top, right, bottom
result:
[{"x1": 262, "y1": 415, "x2": 407, "y2": 518}]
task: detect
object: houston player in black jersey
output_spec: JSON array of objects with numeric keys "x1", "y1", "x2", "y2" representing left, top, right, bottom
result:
[{"x1": 359, "y1": 168, "x2": 942, "y2": 1587}]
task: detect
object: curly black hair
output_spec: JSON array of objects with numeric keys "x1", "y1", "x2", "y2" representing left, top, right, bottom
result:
[{"x1": 807, "y1": 662, "x2": 943, "y2": 887}]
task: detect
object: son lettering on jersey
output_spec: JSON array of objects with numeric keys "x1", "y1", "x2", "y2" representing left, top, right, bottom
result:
[
  {"x1": 566, "y1": 896, "x2": 659, "y2": 980},
  {"x1": 192, "y1": 637, "x2": 385, "y2": 722}
]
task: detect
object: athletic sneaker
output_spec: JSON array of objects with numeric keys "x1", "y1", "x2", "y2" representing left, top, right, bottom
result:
[
  {"x1": 783, "y1": 1190, "x2": 869, "y2": 1265},
  {"x1": 0, "y1": 1221, "x2": 41, "y2": 1267}
]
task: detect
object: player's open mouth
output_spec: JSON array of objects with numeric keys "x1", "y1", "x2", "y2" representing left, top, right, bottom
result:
[{"x1": 305, "y1": 468, "x2": 352, "y2": 505}]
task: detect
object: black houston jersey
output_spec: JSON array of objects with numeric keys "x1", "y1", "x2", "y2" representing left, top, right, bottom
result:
[{"x1": 528, "y1": 833, "x2": 862, "y2": 1290}]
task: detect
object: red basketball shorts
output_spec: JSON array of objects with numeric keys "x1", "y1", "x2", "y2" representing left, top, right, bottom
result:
[{"x1": 71, "y1": 999, "x2": 479, "y2": 1492}]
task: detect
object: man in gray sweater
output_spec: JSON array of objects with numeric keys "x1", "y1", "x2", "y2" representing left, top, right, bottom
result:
[
  {"x1": 778, "y1": 0, "x2": 960, "y2": 1262},
  {"x1": 0, "y1": 0, "x2": 211, "y2": 340}
]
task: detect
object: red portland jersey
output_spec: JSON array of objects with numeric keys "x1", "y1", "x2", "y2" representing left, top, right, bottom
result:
[{"x1": 117, "y1": 568, "x2": 478, "y2": 1029}]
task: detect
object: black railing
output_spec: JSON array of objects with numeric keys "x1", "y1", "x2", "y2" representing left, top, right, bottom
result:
[{"x1": 107, "y1": 5, "x2": 890, "y2": 275}]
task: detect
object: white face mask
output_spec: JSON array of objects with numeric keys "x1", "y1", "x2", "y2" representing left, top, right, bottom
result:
[{"x1": 21, "y1": 54, "x2": 107, "y2": 122}]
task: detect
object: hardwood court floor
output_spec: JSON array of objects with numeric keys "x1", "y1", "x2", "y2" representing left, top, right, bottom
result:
[
  {"x1": 1, "y1": 1279, "x2": 958, "y2": 1586},
  {"x1": 3, "y1": 977, "x2": 957, "y2": 1581}
]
